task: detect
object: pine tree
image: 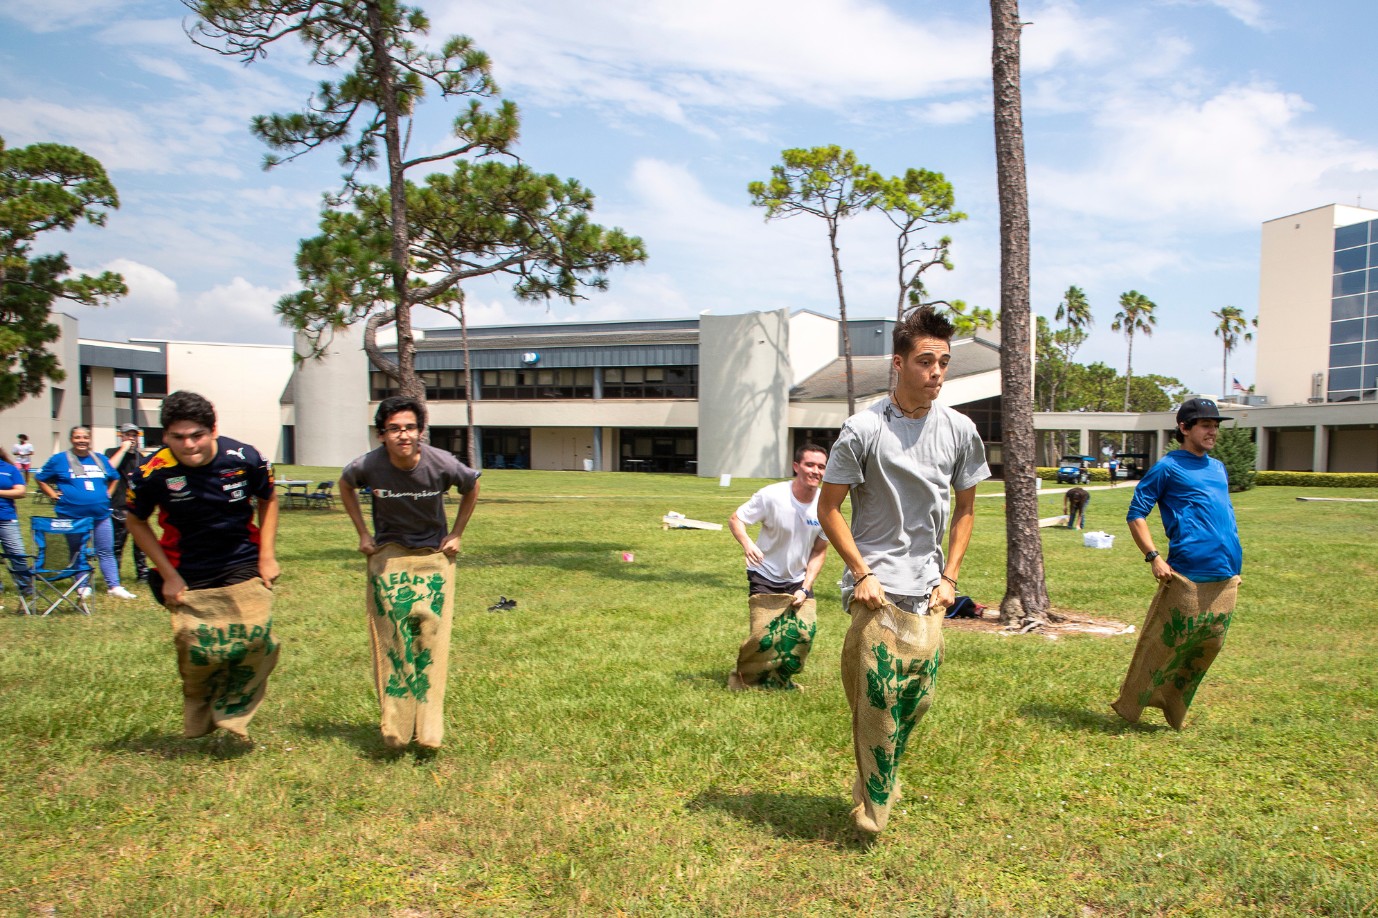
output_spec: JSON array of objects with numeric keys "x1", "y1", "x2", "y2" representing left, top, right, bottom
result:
[{"x1": 1213, "y1": 427, "x2": 1257, "y2": 492}]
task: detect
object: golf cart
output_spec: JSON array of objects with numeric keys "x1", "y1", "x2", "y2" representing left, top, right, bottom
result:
[
  {"x1": 1056, "y1": 455, "x2": 1095, "y2": 484},
  {"x1": 1115, "y1": 452, "x2": 1150, "y2": 480}
]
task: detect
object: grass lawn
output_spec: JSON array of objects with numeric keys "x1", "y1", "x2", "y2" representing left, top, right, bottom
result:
[{"x1": 1, "y1": 469, "x2": 1375, "y2": 916}]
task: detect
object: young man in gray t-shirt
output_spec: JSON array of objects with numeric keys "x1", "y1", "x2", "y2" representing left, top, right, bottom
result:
[
  {"x1": 339, "y1": 396, "x2": 481, "y2": 750},
  {"x1": 818, "y1": 305, "x2": 989, "y2": 836}
]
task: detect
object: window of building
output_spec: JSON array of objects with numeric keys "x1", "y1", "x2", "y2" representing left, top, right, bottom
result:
[
  {"x1": 602, "y1": 365, "x2": 696, "y2": 399},
  {"x1": 1329, "y1": 220, "x2": 1378, "y2": 403},
  {"x1": 617, "y1": 427, "x2": 696, "y2": 473},
  {"x1": 479, "y1": 367, "x2": 593, "y2": 400},
  {"x1": 481, "y1": 428, "x2": 530, "y2": 469},
  {"x1": 952, "y1": 395, "x2": 1003, "y2": 443},
  {"x1": 370, "y1": 370, "x2": 468, "y2": 401}
]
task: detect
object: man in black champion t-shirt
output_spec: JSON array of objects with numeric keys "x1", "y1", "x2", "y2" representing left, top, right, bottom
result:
[{"x1": 125, "y1": 392, "x2": 280, "y2": 606}]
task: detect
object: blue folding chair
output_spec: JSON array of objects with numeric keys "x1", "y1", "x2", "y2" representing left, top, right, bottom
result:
[{"x1": 30, "y1": 517, "x2": 95, "y2": 616}]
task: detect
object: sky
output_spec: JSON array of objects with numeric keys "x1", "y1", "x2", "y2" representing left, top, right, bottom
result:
[{"x1": 3, "y1": 0, "x2": 1377, "y2": 397}]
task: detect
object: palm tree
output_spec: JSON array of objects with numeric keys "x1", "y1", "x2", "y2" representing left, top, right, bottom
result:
[
  {"x1": 1111, "y1": 290, "x2": 1157, "y2": 411},
  {"x1": 1212, "y1": 306, "x2": 1254, "y2": 397},
  {"x1": 1048, "y1": 284, "x2": 1091, "y2": 411}
]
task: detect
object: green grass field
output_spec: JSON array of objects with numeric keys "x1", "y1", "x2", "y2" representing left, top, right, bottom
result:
[{"x1": 1, "y1": 470, "x2": 1375, "y2": 916}]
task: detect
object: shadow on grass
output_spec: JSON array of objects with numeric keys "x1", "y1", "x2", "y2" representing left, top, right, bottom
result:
[
  {"x1": 100, "y1": 730, "x2": 256, "y2": 760},
  {"x1": 296, "y1": 718, "x2": 416, "y2": 761},
  {"x1": 689, "y1": 788, "x2": 864, "y2": 848},
  {"x1": 1019, "y1": 702, "x2": 1173, "y2": 734},
  {"x1": 474, "y1": 540, "x2": 739, "y2": 589},
  {"x1": 675, "y1": 669, "x2": 730, "y2": 690}
]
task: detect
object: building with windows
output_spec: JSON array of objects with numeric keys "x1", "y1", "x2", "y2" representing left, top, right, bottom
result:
[{"x1": 284, "y1": 308, "x2": 1006, "y2": 479}]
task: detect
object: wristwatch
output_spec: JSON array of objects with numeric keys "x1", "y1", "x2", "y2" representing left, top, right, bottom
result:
[{"x1": 1144, "y1": 550, "x2": 1160, "y2": 563}]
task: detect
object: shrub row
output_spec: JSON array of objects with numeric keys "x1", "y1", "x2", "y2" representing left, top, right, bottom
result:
[
  {"x1": 1255, "y1": 471, "x2": 1378, "y2": 488},
  {"x1": 1035, "y1": 467, "x2": 1112, "y2": 483}
]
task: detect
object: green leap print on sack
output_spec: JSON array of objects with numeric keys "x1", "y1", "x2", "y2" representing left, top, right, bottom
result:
[
  {"x1": 864, "y1": 643, "x2": 941, "y2": 806},
  {"x1": 1139, "y1": 606, "x2": 1233, "y2": 708},
  {"x1": 189, "y1": 621, "x2": 277, "y2": 716},
  {"x1": 756, "y1": 609, "x2": 816, "y2": 688},
  {"x1": 371, "y1": 571, "x2": 442, "y2": 702}
]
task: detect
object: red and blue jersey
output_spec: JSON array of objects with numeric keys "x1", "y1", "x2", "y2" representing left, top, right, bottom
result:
[{"x1": 127, "y1": 436, "x2": 274, "y2": 578}]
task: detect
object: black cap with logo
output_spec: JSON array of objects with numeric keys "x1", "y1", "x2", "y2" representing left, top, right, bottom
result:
[{"x1": 1175, "y1": 397, "x2": 1232, "y2": 426}]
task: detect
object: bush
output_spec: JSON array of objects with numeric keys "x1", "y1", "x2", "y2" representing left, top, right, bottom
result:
[
  {"x1": 1256, "y1": 471, "x2": 1378, "y2": 488},
  {"x1": 1035, "y1": 467, "x2": 1111, "y2": 482},
  {"x1": 1213, "y1": 426, "x2": 1257, "y2": 492}
]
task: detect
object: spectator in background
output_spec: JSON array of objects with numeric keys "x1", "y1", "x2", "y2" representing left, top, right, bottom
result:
[
  {"x1": 105, "y1": 424, "x2": 150, "y2": 584},
  {"x1": 0, "y1": 445, "x2": 34, "y2": 611},
  {"x1": 34, "y1": 426, "x2": 137, "y2": 600},
  {"x1": 1064, "y1": 486, "x2": 1090, "y2": 530},
  {"x1": 11, "y1": 435, "x2": 35, "y2": 484}
]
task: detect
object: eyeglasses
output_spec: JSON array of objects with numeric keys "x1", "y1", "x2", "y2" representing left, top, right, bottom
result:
[{"x1": 383, "y1": 424, "x2": 420, "y2": 436}]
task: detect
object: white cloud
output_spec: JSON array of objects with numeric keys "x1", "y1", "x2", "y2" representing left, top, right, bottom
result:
[
  {"x1": 436, "y1": 0, "x2": 1107, "y2": 122},
  {"x1": 1158, "y1": 0, "x2": 1271, "y2": 30},
  {"x1": 0, "y1": 0, "x2": 132, "y2": 33},
  {"x1": 1033, "y1": 82, "x2": 1378, "y2": 230}
]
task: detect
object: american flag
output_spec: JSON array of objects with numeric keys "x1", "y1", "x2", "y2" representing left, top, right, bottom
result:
[{"x1": 1232, "y1": 377, "x2": 1247, "y2": 393}]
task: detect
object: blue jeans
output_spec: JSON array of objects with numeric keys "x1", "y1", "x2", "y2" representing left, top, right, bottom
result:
[
  {"x1": 64, "y1": 516, "x2": 121, "y2": 591},
  {"x1": 0, "y1": 519, "x2": 33, "y2": 595}
]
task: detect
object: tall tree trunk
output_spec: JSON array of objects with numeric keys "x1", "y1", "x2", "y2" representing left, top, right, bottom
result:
[
  {"x1": 1222, "y1": 344, "x2": 1228, "y2": 398},
  {"x1": 364, "y1": 0, "x2": 422, "y2": 403},
  {"x1": 460, "y1": 301, "x2": 478, "y2": 468},
  {"x1": 1123, "y1": 332, "x2": 1134, "y2": 411},
  {"x1": 991, "y1": 0, "x2": 1053, "y2": 626},
  {"x1": 829, "y1": 221, "x2": 857, "y2": 415}
]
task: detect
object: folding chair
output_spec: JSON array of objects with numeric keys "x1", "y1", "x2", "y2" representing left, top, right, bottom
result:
[
  {"x1": 306, "y1": 481, "x2": 335, "y2": 509},
  {"x1": 29, "y1": 517, "x2": 95, "y2": 616}
]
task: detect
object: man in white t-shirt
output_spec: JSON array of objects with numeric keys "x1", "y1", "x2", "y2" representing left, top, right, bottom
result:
[{"x1": 725, "y1": 443, "x2": 830, "y2": 691}]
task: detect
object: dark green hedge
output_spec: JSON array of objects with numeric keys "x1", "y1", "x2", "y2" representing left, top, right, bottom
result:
[{"x1": 1256, "y1": 471, "x2": 1378, "y2": 488}]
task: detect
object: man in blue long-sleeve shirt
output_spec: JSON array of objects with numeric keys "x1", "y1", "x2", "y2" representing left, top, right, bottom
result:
[{"x1": 1114, "y1": 398, "x2": 1242, "y2": 729}]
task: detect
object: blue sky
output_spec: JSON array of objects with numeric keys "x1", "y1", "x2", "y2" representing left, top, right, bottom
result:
[{"x1": 3, "y1": 0, "x2": 1376, "y2": 397}]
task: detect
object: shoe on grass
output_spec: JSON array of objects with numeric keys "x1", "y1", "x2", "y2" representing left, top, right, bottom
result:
[
  {"x1": 78, "y1": 587, "x2": 93, "y2": 599},
  {"x1": 108, "y1": 586, "x2": 137, "y2": 600}
]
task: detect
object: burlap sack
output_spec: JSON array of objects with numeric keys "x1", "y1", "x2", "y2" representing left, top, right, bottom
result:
[
  {"x1": 171, "y1": 577, "x2": 278, "y2": 739},
  {"x1": 841, "y1": 597, "x2": 943, "y2": 835},
  {"x1": 1112, "y1": 573, "x2": 1239, "y2": 730},
  {"x1": 729, "y1": 593, "x2": 817, "y2": 690},
  {"x1": 367, "y1": 544, "x2": 455, "y2": 749}
]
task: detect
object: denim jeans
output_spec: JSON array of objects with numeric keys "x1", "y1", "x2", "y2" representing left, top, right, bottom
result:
[
  {"x1": 0, "y1": 519, "x2": 33, "y2": 595},
  {"x1": 64, "y1": 515, "x2": 121, "y2": 591}
]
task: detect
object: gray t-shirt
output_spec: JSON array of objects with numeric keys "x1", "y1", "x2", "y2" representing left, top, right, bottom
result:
[
  {"x1": 823, "y1": 400, "x2": 990, "y2": 597},
  {"x1": 340, "y1": 444, "x2": 480, "y2": 549}
]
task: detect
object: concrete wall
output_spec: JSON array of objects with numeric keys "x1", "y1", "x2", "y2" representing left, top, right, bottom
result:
[
  {"x1": 1330, "y1": 427, "x2": 1378, "y2": 472},
  {"x1": 1271, "y1": 429, "x2": 1314, "y2": 470},
  {"x1": 85, "y1": 365, "x2": 117, "y2": 445},
  {"x1": 530, "y1": 427, "x2": 596, "y2": 471},
  {"x1": 0, "y1": 313, "x2": 82, "y2": 461},
  {"x1": 160, "y1": 341, "x2": 294, "y2": 462},
  {"x1": 788, "y1": 311, "x2": 839, "y2": 385},
  {"x1": 1256, "y1": 205, "x2": 1377, "y2": 405},
  {"x1": 425, "y1": 398, "x2": 698, "y2": 430},
  {"x1": 291, "y1": 327, "x2": 371, "y2": 467},
  {"x1": 696, "y1": 310, "x2": 791, "y2": 479}
]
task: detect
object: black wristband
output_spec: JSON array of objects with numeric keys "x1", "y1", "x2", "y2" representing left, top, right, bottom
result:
[{"x1": 854, "y1": 572, "x2": 875, "y2": 585}]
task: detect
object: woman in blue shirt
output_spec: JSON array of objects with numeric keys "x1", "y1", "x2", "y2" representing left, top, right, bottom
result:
[
  {"x1": 34, "y1": 426, "x2": 137, "y2": 600},
  {"x1": 0, "y1": 446, "x2": 34, "y2": 608}
]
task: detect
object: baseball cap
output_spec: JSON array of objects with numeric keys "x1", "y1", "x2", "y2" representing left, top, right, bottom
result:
[
  {"x1": 118, "y1": 423, "x2": 142, "y2": 434},
  {"x1": 1176, "y1": 397, "x2": 1231, "y2": 425}
]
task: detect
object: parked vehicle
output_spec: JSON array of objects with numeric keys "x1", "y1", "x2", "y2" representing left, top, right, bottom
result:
[
  {"x1": 1115, "y1": 452, "x2": 1150, "y2": 480},
  {"x1": 1056, "y1": 455, "x2": 1095, "y2": 484}
]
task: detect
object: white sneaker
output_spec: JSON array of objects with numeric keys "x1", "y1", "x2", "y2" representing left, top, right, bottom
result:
[
  {"x1": 78, "y1": 587, "x2": 93, "y2": 599},
  {"x1": 108, "y1": 586, "x2": 137, "y2": 600}
]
